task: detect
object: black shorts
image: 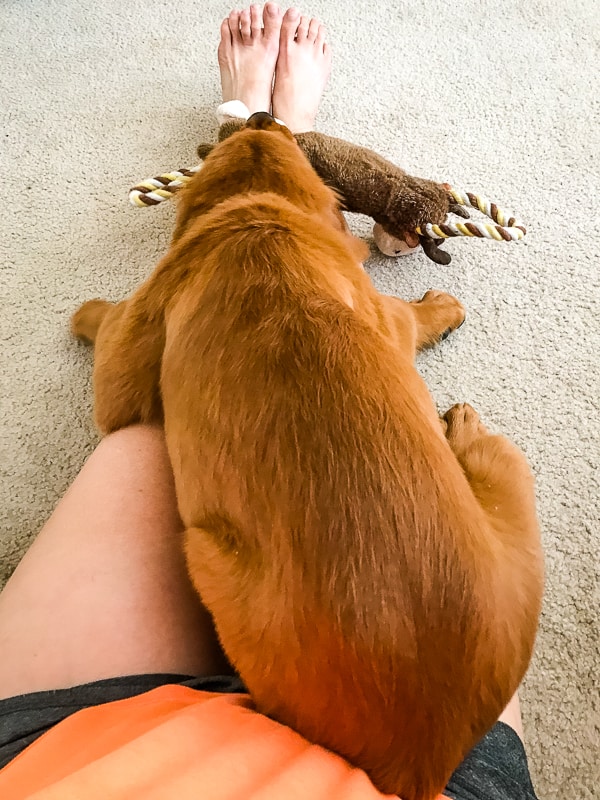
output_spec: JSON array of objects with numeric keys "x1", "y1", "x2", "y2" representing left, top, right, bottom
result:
[{"x1": 0, "y1": 674, "x2": 538, "y2": 799}]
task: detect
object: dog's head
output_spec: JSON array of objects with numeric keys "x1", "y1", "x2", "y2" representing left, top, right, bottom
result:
[
  {"x1": 243, "y1": 110, "x2": 296, "y2": 138},
  {"x1": 176, "y1": 113, "x2": 350, "y2": 240}
]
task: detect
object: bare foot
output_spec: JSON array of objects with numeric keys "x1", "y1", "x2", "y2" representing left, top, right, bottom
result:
[
  {"x1": 218, "y1": 3, "x2": 283, "y2": 115},
  {"x1": 271, "y1": 8, "x2": 332, "y2": 133}
]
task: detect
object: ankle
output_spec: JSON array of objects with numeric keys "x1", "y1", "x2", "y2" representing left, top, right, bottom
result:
[{"x1": 271, "y1": 100, "x2": 317, "y2": 133}]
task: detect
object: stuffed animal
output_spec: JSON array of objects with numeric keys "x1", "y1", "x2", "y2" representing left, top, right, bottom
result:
[{"x1": 129, "y1": 114, "x2": 526, "y2": 266}]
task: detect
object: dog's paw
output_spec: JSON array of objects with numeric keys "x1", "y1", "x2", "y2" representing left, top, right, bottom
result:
[
  {"x1": 412, "y1": 289, "x2": 466, "y2": 342},
  {"x1": 71, "y1": 299, "x2": 112, "y2": 345},
  {"x1": 443, "y1": 403, "x2": 489, "y2": 452}
]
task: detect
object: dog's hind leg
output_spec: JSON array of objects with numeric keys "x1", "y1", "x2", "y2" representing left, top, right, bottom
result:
[
  {"x1": 443, "y1": 402, "x2": 544, "y2": 648},
  {"x1": 183, "y1": 521, "x2": 260, "y2": 679},
  {"x1": 443, "y1": 403, "x2": 540, "y2": 546}
]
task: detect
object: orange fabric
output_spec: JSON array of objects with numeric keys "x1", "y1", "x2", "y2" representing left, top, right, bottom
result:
[{"x1": 0, "y1": 685, "x2": 449, "y2": 800}]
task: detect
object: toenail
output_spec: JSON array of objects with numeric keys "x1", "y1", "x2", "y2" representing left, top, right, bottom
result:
[{"x1": 287, "y1": 7, "x2": 300, "y2": 18}]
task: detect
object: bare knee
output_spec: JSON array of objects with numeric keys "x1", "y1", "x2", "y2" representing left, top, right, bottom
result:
[
  {"x1": 0, "y1": 423, "x2": 228, "y2": 697},
  {"x1": 99, "y1": 423, "x2": 166, "y2": 456},
  {"x1": 89, "y1": 424, "x2": 172, "y2": 494}
]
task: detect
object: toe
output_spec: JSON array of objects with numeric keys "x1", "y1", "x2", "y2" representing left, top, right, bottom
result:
[
  {"x1": 218, "y1": 18, "x2": 232, "y2": 58},
  {"x1": 250, "y1": 4, "x2": 262, "y2": 38},
  {"x1": 240, "y1": 8, "x2": 252, "y2": 43},
  {"x1": 220, "y1": 16, "x2": 232, "y2": 41},
  {"x1": 280, "y1": 7, "x2": 300, "y2": 45},
  {"x1": 316, "y1": 23, "x2": 327, "y2": 49},
  {"x1": 307, "y1": 18, "x2": 320, "y2": 43},
  {"x1": 297, "y1": 15, "x2": 310, "y2": 40},
  {"x1": 444, "y1": 404, "x2": 463, "y2": 428},
  {"x1": 228, "y1": 10, "x2": 242, "y2": 41},
  {"x1": 263, "y1": 2, "x2": 282, "y2": 38}
]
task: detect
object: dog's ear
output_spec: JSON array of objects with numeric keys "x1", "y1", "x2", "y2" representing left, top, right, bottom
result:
[
  {"x1": 197, "y1": 143, "x2": 214, "y2": 159},
  {"x1": 198, "y1": 120, "x2": 247, "y2": 158},
  {"x1": 218, "y1": 119, "x2": 247, "y2": 141}
]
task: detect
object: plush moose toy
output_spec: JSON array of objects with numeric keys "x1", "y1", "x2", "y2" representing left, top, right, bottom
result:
[{"x1": 129, "y1": 112, "x2": 526, "y2": 266}]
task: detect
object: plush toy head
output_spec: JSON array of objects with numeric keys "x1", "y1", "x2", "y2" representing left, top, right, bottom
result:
[{"x1": 373, "y1": 223, "x2": 420, "y2": 257}]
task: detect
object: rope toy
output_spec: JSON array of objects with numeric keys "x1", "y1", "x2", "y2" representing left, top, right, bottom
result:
[
  {"x1": 129, "y1": 166, "x2": 203, "y2": 207},
  {"x1": 416, "y1": 189, "x2": 526, "y2": 242},
  {"x1": 128, "y1": 166, "x2": 526, "y2": 265}
]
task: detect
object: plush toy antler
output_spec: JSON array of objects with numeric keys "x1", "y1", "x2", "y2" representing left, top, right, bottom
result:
[{"x1": 129, "y1": 120, "x2": 526, "y2": 266}]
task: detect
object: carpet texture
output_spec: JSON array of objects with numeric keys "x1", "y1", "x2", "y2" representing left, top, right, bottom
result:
[{"x1": 1, "y1": 1, "x2": 598, "y2": 797}]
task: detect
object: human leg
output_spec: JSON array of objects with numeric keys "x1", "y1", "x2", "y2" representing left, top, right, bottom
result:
[
  {"x1": 444, "y1": 715, "x2": 539, "y2": 800},
  {"x1": 444, "y1": 690, "x2": 538, "y2": 800},
  {"x1": 2, "y1": 3, "x2": 332, "y2": 703},
  {"x1": 217, "y1": 3, "x2": 331, "y2": 133},
  {"x1": 498, "y1": 691, "x2": 525, "y2": 742},
  {"x1": 218, "y1": 3, "x2": 283, "y2": 115},
  {"x1": 0, "y1": 425, "x2": 230, "y2": 701},
  {"x1": 272, "y1": 7, "x2": 332, "y2": 132}
]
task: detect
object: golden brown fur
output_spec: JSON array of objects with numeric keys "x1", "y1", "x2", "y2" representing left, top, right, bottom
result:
[{"x1": 71, "y1": 116, "x2": 543, "y2": 800}]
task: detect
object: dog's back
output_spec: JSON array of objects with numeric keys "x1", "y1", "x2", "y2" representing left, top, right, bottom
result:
[{"x1": 158, "y1": 133, "x2": 535, "y2": 799}]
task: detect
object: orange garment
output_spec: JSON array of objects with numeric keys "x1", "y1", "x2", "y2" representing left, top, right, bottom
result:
[{"x1": 0, "y1": 685, "x2": 449, "y2": 800}]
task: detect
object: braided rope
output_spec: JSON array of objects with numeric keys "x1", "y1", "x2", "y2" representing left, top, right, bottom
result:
[
  {"x1": 129, "y1": 166, "x2": 202, "y2": 207},
  {"x1": 416, "y1": 189, "x2": 526, "y2": 241},
  {"x1": 129, "y1": 169, "x2": 526, "y2": 242}
]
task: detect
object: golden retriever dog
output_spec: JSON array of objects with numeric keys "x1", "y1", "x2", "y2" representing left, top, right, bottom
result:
[{"x1": 72, "y1": 113, "x2": 543, "y2": 800}]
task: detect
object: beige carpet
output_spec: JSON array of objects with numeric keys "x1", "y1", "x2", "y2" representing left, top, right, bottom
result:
[{"x1": 1, "y1": 0, "x2": 599, "y2": 796}]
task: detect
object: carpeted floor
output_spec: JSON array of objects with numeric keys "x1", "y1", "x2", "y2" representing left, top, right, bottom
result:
[{"x1": 1, "y1": 1, "x2": 598, "y2": 796}]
